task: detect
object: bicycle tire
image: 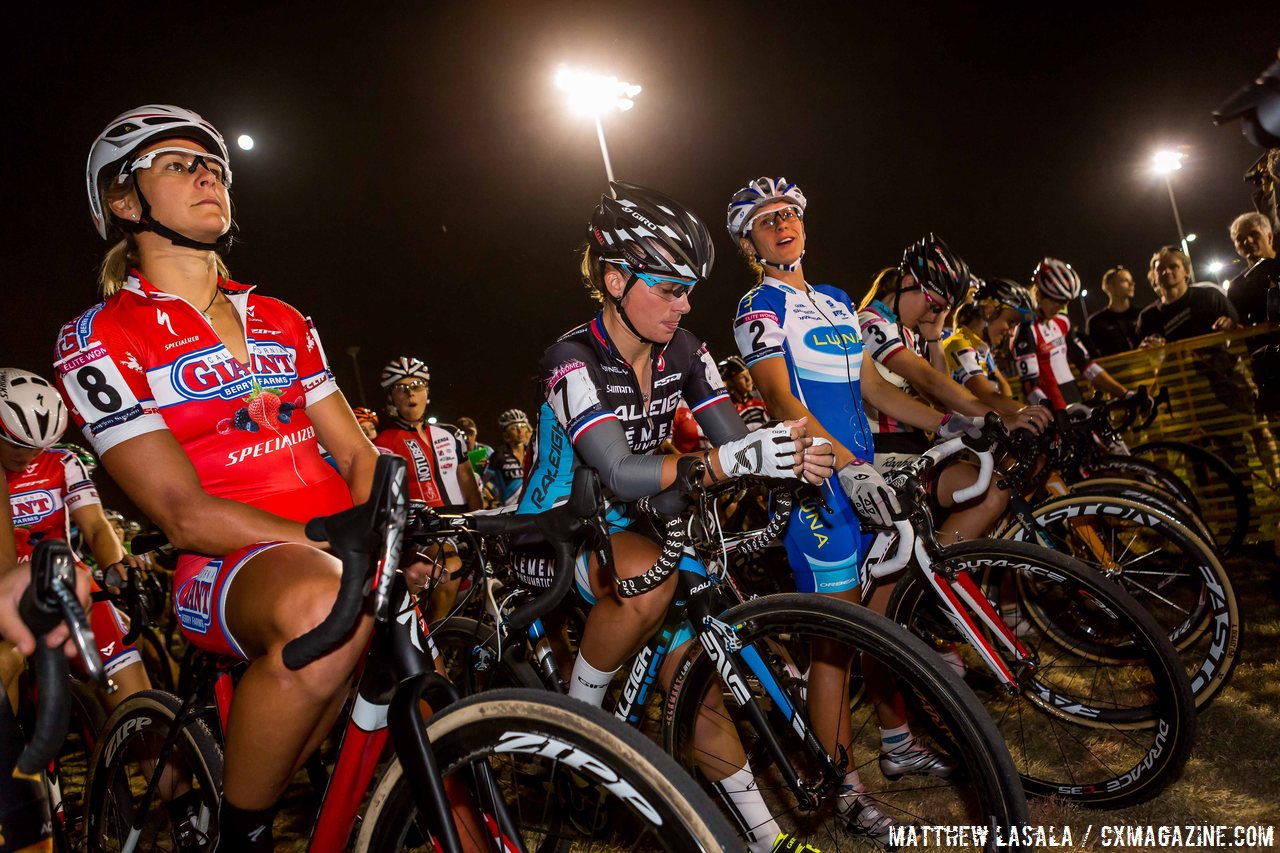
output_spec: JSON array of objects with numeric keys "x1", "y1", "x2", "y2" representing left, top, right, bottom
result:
[
  {"x1": 83, "y1": 689, "x2": 222, "y2": 852},
  {"x1": 887, "y1": 540, "x2": 1195, "y2": 808},
  {"x1": 429, "y1": 616, "x2": 544, "y2": 694},
  {"x1": 662, "y1": 594, "x2": 1027, "y2": 850},
  {"x1": 1081, "y1": 454, "x2": 1201, "y2": 518},
  {"x1": 354, "y1": 688, "x2": 740, "y2": 852},
  {"x1": 1065, "y1": 477, "x2": 1214, "y2": 545},
  {"x1": 1131, "y1": 440, "x2": 1251, "y2": 555},
  {"x1": 1001, "y1": 493, "x2": 1242, "y2": 711}
]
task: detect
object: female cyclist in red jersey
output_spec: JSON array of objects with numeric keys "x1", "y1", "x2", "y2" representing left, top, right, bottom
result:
[{"x1": 53, "y1": 105, "x2": 395, "y2": 850}]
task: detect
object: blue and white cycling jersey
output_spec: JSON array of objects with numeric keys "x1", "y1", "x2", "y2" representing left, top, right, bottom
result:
[
  {"x1": 732, "y1": 277, "x2": 872, "y2": 593},
  {"x1": 732, "y1": 277, "x2": 875, "y2": 463}
]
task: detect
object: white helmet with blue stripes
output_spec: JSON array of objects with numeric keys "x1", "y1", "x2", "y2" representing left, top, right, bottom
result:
[{"x1": 726, "y1": 177, "x2": 808, "y2": 239}]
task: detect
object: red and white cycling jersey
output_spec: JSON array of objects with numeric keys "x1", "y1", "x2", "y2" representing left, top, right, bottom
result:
[
  {"x1": 857, "y1": 299, "x2": 923, "y2": 436},
  {"x1": 53, "y1": 272, "x2": 350, "y2": 522},
  {"x1": 1011, "y1": 314, "x2": 1099, "y2": 410},
  {"x1": 6, "y1": 448, "x2": 99, "y2": 559},
  {"x1": 374, "y1": 421, "x2": 469, "y2": 509}
]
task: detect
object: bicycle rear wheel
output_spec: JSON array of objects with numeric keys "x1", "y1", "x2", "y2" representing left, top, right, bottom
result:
[
  {"x1": 355, "y1": 688, "x2": 739, "y2": 852},
  {"x1": 887, "y1": 540, "x2": 1195, "y2": 808},
  {"x1": 1001, "y1": 493, "x2": 1242, "y2": 711},
  {"x1": 663, "y1": 594, "x2": 1027, "y2": 850},
  {"x1": 83, "y1": 689, "x2": 222, "y2": 852}
]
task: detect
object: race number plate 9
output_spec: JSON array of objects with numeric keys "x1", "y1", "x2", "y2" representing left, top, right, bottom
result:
[{"x1": 57, "y1": 345, "x2": 142, "y2": 428}]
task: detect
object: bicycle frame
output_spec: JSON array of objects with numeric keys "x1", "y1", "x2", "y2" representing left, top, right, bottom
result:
[{"x1": 107, "y1": 574, "x2": 507, "y2": 853}]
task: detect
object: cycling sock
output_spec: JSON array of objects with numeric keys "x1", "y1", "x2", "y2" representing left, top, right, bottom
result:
[
  {"x1": 879, "y1": 722, "x2": 913, "y2": 753},
  {"x1": 567, "y1": 653, "x2": 619, "y2": 707},
  {"x1": 216, "y1": 799, "x2": 277, "y2": 852},
  {"x1": 712, "y1": 761, "x2": 781, "y2": 853},
  {"x1": 834, "y1": 769, "x2": 866, "y2": 814}
]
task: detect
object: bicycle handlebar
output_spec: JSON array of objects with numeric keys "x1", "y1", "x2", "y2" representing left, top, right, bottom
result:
[
  {"x1": 15, "y1": 539, "x2": 103, "y2": 774},
  {"x1": 284, "y1": 453, "x2": 409, "y2": 670},
  {"x1": 406, "y1": 465, "x2": 603, "y2": 633}
]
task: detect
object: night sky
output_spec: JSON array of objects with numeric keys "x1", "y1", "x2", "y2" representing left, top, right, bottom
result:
[{"x1": 5, "y1": 3, "x2": 1277, "y2": 470}]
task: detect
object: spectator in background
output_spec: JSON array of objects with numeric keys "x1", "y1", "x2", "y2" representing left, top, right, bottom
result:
[
  {"x1": 1226, "y1": 212, "x2": 1279, "y2": 325},
  {"x1": 1138, "y1": 246, "x2": 1239, "y2": 345},
  {"x1": 455, "y1": 415, "x2": 492, "y2": 475},
  {"x1": 1088, "y1": 267, "x2": 1142, "y2": 355}
]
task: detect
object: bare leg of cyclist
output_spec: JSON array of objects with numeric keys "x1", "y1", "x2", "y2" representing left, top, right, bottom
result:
[
  {"x1": 0, "y1": 642, "x2": 21, "y2": 711},
  {"x1": 933, "y1": 462, "x2": 1010, "y2": 546},
  {"x1": 570, "y1": 531, "x2": 675, "y2": 702},
  {"x1": 221, "y1": 545, "x2": 374, "y2": 812}
]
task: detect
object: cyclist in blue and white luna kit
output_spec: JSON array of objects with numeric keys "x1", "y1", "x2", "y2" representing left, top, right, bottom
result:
[
  {"x1": 729, "y1": 178, "x2": 1050, "y2": 841},
  {"x1": 518, "y1": 182, "x2": 836, "y2": 853}
]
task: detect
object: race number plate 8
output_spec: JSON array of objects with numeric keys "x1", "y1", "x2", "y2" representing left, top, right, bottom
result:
[{"x1": 57, "y1": 345, "x2": 141, "y2": 425}]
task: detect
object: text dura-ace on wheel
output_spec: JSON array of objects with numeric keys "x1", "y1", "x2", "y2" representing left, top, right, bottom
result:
[
  {"x1": 356, "y1": 688, "x2": 739, "y2": 852},
  {"x1": 662, "y1": 594, "x2": 1028, "y2": 850},
  {"x1": 887, "y1": 540, "x2": 1195, "y2": 808}
]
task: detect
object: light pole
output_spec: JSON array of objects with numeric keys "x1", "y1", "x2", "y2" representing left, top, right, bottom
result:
[
  {"x1": 345, "y1": 345, "x2": 366, "y2": 406},
  {"x1": 1152, "y1": 149, "x2": 1192, "y2": 272},
  {"x1": 555, "y1": 66, "x2": 642, "y2": 184}
]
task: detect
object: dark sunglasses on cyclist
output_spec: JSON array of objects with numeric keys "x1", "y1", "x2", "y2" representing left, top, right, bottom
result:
[
  {"x1": 748, "y1": 205, "x2": 803, "y2": 232},
  {"x1": 124, "y1": 146, "x2": 233, "y2": 188},
  {"x1": 621, "y1": 264, "x2": 698, "y2": 302}
]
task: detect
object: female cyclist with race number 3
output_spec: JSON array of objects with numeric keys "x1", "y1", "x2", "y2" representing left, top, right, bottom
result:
[{"x1": 53, "y1": 105, "x2": 394, "y2": 851}]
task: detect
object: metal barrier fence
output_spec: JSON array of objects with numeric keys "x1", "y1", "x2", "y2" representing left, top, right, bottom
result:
[{"x1": 1091, "y1": 324, "x2": 1280, "y2": 545}]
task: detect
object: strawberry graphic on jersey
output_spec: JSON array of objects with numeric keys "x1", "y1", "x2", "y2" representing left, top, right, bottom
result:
[
  {"x1": 246, "y1": 385, "x2": 283, "y2": 429},
  {"x1": 216, "y1": 387, "x2": 303, "y2": 434}
]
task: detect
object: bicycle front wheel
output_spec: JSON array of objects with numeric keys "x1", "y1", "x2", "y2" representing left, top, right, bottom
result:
[
  {"x1": 83, "y1": 689, "x2": 222, "y2": 852},
  {"x1": 663, "y1": 594, "x2": 1027, "y2": 850},
  {"x1": 1001, "y1": 493, "x2": 1242, "y2": 711},
  {"x1": 355, "y1": 688, "x2": 739, "y2": 852},
  {"x1": 888, "y1": 540, "x2": 1195, "y2": 808}
]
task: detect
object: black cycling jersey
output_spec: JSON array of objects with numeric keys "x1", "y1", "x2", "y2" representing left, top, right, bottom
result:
[{"x1": 518, "y1": 312, "x2": 745, "y2": 512}]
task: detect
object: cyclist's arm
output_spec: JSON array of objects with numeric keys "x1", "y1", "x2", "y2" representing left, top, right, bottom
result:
[
  {"x1": 309, "y1": 392, "x2": 379, "y2": 504},
  {"x1": 748, "y1": 355, "x2": 861, "y2": 467},
  {"x1": 572, "y1": 418, "x2": 731, "y2": 499},
  {"x1": 988, "y1": 354, "x2": 1014, "y2": 397},
  {"x1": 962, "y1": 373, "x2": 1016, "y2": 409},
  {"x1": 881, "y1": 345, "x2": 1023, "y2": 418},
  {"x1": 100, "y1": 431, "x2": 316, "y2": 555},
  {"x1": 70, "y1": 502, "x2": 126, "y2": 569},
  {"x1": 1065, "y1": 323, "x2": 1126, "y2": 397},
  {"x1": 858, "y1": 356, "x2": 945, "y2": 433}
]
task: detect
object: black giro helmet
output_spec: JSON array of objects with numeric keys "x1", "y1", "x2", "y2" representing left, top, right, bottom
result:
[
  {"x1": 718, "y1": 355, "x2": 749, "y2": 380},
  {"x1": 900, "y1": 233, "x2": 971, "y2": 307},
  {"x1": 977, "y1": 278, "x2": 1036, "y2": 315},
  {"x1": 588, "y1": 182, "x2": 715, "y2": 283}
]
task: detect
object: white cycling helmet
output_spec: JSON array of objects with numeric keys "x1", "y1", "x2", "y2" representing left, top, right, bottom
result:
[
  {"x1": 0, "y1": 369, "x2": 68, "y2": 449},
  {"x1": 726, "y1": 176, "x2": 808, "y2": 239},
  {"x1": 1032, "y1": 257, "x2": 1083, "y2": 301},
  {"x1": 498, "y1": 409, "x2": 529, "y2": 429},
  {"x1": 86, "y1": 104, "x2": 232, "y2": 243},
  {"x1": 380, "y1": 357, "x2": 430, "y2": 389}
]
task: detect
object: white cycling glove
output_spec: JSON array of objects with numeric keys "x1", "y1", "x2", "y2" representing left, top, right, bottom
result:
[
  {"x1": 716, "y1": 423, "x2": 801, "y2": 480},
  {"x1": 837, "y1": 460, "x2": 902, "y2": 528},
  {"x1": 937, "y1": 412, "x2": 984, "y2": 440}
]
